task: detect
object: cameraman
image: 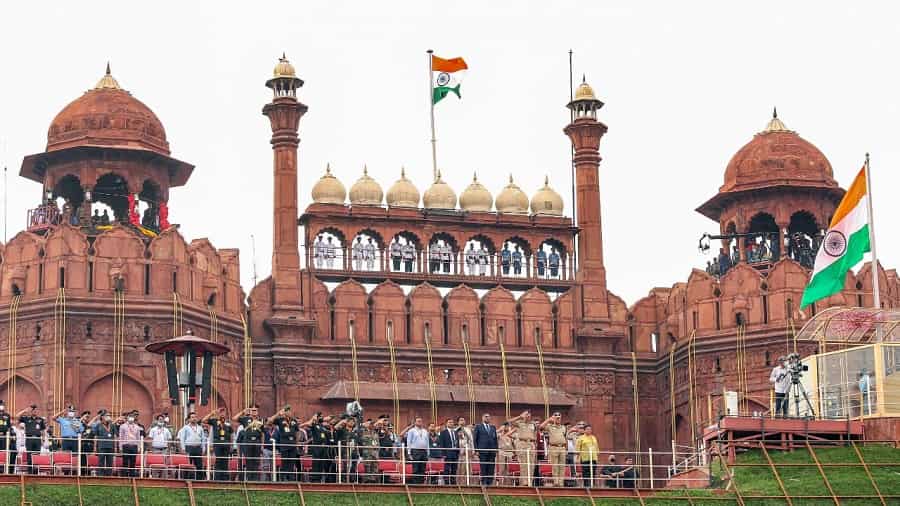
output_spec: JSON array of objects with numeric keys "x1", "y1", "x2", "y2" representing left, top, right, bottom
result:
[{"x1": 769, "y1": 356, "x2": 791, "y2": 418}]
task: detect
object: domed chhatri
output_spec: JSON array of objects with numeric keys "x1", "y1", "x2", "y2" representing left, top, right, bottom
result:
[
  {"x1": 495, "y1": 174, "x2": 529, "y2": 214},
  {"x1": 349, "y1": 165, "x2": 384, "y2": 205},
  {"x1": 459, "y1": 172, "x2": 493, "y2": 212},
  {"x1": 311, "y1": 163, "x2": 346, "y2": 204},
  {"x1": 720, "y1": 109, "x2": 837, "y2": 194},
  {"x1": 386, "y1": 167, "x2": 420, "y2": 208},
  {"x1": 273, "y1": 52, "x2": 298, "y2": 79},
  {"x1": 574, "y1": 79, "x2": 597, "y2": 101},
  {"x1": 530, "y1": 175, "x2": 564, "y2": 216},
  {"x1": 46, "y1": 63, "x2": 169, "y2": 155},
  {"x1": 423, "y1": 170, "x2": 457, "y2": 210}
]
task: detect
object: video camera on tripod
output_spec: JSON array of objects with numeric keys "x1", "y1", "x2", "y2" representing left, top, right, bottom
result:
[{"x1": 785, "y1": 352, "x2": 809, "y2": 384}]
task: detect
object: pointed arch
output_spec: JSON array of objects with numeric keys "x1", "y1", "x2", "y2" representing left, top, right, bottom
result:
[
  {"x1": 444, "y1": 284, "x2": 480, "y2": 347},
  {"x1": 81, "y1": 372, "x2": 154, "y2": 418},
  {"x1": 519, "y1": 288, "x2": 553, "y2": 348},
  {"x1": 370, "y1": 281, "x2": 406, "y2": 345},
  {"x1": 409, "y1": 283, "x2": 442, "y2": 345},
  {"x1": 0, "y1": 374, "x2": 43, "y2": 412},
  {"x1": 482, "y1": 286, "x2": 516, "y2": 347},
  {"x1": 332, "y1": 279, "x2": 368, "y2": 343}
]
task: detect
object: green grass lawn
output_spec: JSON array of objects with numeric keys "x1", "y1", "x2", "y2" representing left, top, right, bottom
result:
[{"x1": 1, "y1": 444, "x2": 897, "y2": 505}]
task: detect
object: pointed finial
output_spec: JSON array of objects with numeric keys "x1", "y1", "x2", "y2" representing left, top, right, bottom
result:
[
  {"x1": 436, "y1": 169, "x2": 442, "y2": 181},
  {"x1": 508, "y1": 174, "x2": 514, "y2": 184},
  {"x1": 544, "y1": 175, "x2": 549, "y2": 186},
  {"x1": 282, "y1": 51, "x2": 286, "y2": 60},
  {"x1": 581, "y1": 74, "x2": 586, "y2": 84},
  {"x1": 473, "y1": 171, "x2": 478, "y2": 182},
  {"x1": 400, "y1": 166, "x2": 406, "y2": 178},
  {"x1": 325, "y1": 163, "x2": 332, "y2": 175},
  {"x1": 105, "y1": 61, "x2": 111, "y2": 75},
  {"x1": 94, "y1": 62, "x2": 121, "y2": 90},
  {"x1": 363, "y1": 164, "x2": 368, "y2": 176},
  {"x1": 773, "y1": 106, "x2": 778, "y2": 119}
]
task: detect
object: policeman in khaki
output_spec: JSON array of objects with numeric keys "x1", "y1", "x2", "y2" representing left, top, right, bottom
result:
[
  {"x1": 495, "y1": 422, "x2": 516, "y2": 485},
  {"x1": 540, "y1": 412, "x2": 568, "y2": 487},
  {"x1": 507, "y1": 410, "x2": 537, "y2": 486}
]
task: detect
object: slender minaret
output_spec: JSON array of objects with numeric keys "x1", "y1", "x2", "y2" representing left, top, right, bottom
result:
[
  {"x1": 263, "y1": 54, "x2": 307, "y2": 317},
  {"x1": 564, "y1": 77, "x2": 610, "y2": 325}
]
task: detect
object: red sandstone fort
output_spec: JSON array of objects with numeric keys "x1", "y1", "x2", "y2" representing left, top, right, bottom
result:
[{"x1": 1, "y1": 57, "x2": 898, "y2": 460}]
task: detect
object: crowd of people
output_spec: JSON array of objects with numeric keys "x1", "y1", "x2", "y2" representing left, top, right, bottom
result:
[
  {"x1": 0, "y1": 402, "x2": 638, "y2": 488},
  {"x1": 706, "y1": 231, "x2": 819, "y2": 277},
  {"x1": 314, "y1": 235, "x2": 565, "y2": 279}
]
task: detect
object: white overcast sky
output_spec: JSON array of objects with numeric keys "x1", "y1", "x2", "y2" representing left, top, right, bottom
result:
[{"x1": 1, "y1": 1, "x2": 898, "y2": 306}]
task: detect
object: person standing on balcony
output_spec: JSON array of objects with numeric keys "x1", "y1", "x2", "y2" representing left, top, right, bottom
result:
[
  {"x1": 352, "y1": 237, "x2": 364, "y2": 271},
  {"x1": 536, "y1": 248, "x2": 547, "y2": 277},
  {"x1": 549, "y1": 248, "x2": 560, "y2": 278},
  {"x1": 390, "y1": 240, "x2": 402, "y2": 271},
  {"x1": 177, "y1": 412, "x2": 204, "y2": 480},
  {"x1": 478, "y1": 246, "x2": 488, "y2": 276},
  {"x1": 53, "y1": 406, "x2": 83, "y2": 453},
  {"x1": 365, "y1": 237, "x2": 376, "y2": 270},
  {"x1": 769, "y1": 357, "x2": 791, "y2": 418},
  {"x1": 118, "y1": 414, "x2": 142, "y2": 477}
]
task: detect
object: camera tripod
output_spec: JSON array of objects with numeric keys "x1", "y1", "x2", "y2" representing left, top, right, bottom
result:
[{"x1": 790, "y1": 376, "x2": 816, "y2": 419}]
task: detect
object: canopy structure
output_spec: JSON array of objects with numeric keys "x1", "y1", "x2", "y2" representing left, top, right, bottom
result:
[{"x1": 796, "y1": 307, "x2": 900, "y2": 344}]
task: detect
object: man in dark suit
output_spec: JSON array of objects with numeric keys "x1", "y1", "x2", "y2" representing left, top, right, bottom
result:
[
  {"x1": 473, "y1": 413, "x2": 498, "y2": 485},
  {"x1": 438, "y1": 418, "x2": 460, "y2": 485}
]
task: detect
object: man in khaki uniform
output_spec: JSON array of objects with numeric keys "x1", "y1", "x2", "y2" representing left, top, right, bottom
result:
[
  {"x1": 495, "y1": 423, "x2": 516, "y2": 485},
  {"x1": 507, "y1": 411, "x2": 537, "y2": 486},
  {"x1": 539, "y1": 412, "x2": 568, "y2": 487}
]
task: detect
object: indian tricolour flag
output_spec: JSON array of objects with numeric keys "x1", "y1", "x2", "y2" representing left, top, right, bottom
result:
[
  {"x1": 800, "y1": 166, "x2": 871, "y2": 309},
  {"x1": 431, "y1": 54, "x2": 468, "y2": 104}
]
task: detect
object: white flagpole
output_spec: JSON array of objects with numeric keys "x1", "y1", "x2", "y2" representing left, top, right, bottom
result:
[
  {"x1": 864, "y1": 153, "x2": 880, "y2": 309},
  {"x1": 428, "y1": 49, "x2": 437, "y2": 181}
]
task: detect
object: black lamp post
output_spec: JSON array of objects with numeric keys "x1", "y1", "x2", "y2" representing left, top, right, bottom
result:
[{"x1": 145, "y1": 331, "x2": 229, "y2": 413}]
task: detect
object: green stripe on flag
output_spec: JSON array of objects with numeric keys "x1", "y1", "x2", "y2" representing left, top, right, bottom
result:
[
  {"x1": 433, "y1": 85, "x2": 461, "y2": 104},
  {"x1": 800, "y1": 224, "x2": 870, "y2": 309}
]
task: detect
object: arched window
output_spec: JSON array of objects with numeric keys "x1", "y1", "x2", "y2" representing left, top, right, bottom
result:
[
  {"x1": 748, "y1": 212, "x2": 779, "y2": 264},
  {"x1": 94, "y1": 173, "x2": 130, "y2": 223},
  {"x1": 463, "y1": 235, "x2": 495, "y2": 277},
  {"x1": 500, "y1": 237, "x2": 532, "y2": 278},
  {"x1": 536, "y1": 239, "x2": 566, "y2": 280},
  {"x1": 428, "y1": 232, "x2": 460, "y2": 275},
  {"x1": 139, "y1": 179, "x2": 162, "y2": 232},
  {"x1": 389, "y1": 231, "x2": 421, "y2": 273},
  {"x1": 312, "y1": 228, "x2": 346, "y2": 270},
  {"x1": 350, "y1": 229, "x2": 385, "y2": 272},
  {"x1": 788, "y1": 211, "x2": 820, "y2": 269},
  {"x1": 52, "y1": 174, "x2": 85, "y2": 226}
]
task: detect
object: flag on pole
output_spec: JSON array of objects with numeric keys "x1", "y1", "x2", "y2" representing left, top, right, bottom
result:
[
  {"x1": 800, "y1": 166, "x2": 871, "y2": 309},
  {"x1": 432, "y1": 55, "x2": 468, "y2": 104}
]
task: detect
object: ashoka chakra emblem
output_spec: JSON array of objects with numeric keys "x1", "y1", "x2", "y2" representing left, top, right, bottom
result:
[
  {"x1": 436, "y1": 72, "x2": 451, "y2": 86},
  {"x1": 823, "y1": 230, "x2": 847, "y2": 257}
]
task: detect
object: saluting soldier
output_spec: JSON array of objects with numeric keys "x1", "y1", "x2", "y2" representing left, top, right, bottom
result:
[
  {"x1": 540, "y1": 412, "x2": 568, "y2": 487},
  {"x1": 202, "y1": 407, "x2": 234, "y2": 481},
  {"x1": 465, "y1": 244, "x2": 477, "y2": 275},
  {"x1": 268, "y1": 406, "x2": 300, "y2": 481},
  {"x1": 0, "y1": 401, "x2": 12, "y2": 474},
  {"x1": 357, "y1": 420, "x2": 380, "y2": 483},
  {"x1": 303, "y1": 412, "x2": 331, "y2": 482},
  {"x1": 239, "y1": 420, "x2": 264, "y2": 481},
  {"x1": 507, "y1": 411, "x2": 537, "y2": 486}
]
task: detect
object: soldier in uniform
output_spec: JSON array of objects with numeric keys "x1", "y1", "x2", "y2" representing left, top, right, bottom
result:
[
  {"x1": 325, "y1": 237, "x2": 336, "y2": 269},
  {"x1": 465, "y1": 244, "x2": 477, "y2": 275},
  {"x1": 402, "y1": 242, "x2": 415, "y2": 273},
  {"x1": 478, "y1": 246, "x2": 488, "y2": 276},
  {"x1": 79, "y1": 411, "x2": 96, "y2": 470},
  {"x1": 501, "y1": 244, "x2": 511, "y2": 275},
  {"x1": 441, "y1": 243, "x2": 452, "y2": 273},
  {"x1": 202, "y1": 408, "x2": 234, "y2": 481},
  {"x1": 507, "y1": 410, "x2": 536, "y2": 487},
  {"x1": 512, "y1": 246, "x2": 523, "y2": 276},
  {"x1": 536, "y1": 248, "x2": 547, "y2": 277},
  {"x1": 352, "y1": 237, "x2": 364, "y2": 270},
  {"x1": 539, "y1": 412, "x2": 568, "y2": 487},
  {"x1": 495, "y1": 422, "x2": 515, "y2": 485},
  {"x1": 549, "y1": 248, "x2": 560, "y2": 278},
  {"x1": 333, "y1": 416, "x2": 356, "y2": 482},
  {"x1": 390, "y1": 240, "x2": 402, "y2": 271},
  {"x1": 302, "y1": 412, "x2": 333, "y2": 482},
  {"x1": 429, "y1": 243, "x2": 441, "y2": 273},
  {"x1": 268, "y1": 406, "x2": 300, "y2": 481},
  {"x1": 239, "y1": 420, "x2": 264, "y2": 481},
  {"x1": 313, "y1": 235, "x2": 324, "y2": 268},
  {"x1": 0, "y1": 401, "x2": 13, "y2": 474},
  {"x1": 357, "y1": 420, "x2": 380, "y2": 483},
  {"x1": 364, "y1": 238, "x2": 377, "y2": 271}
]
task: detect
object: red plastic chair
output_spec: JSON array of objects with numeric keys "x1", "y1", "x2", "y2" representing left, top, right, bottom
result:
[
  {"x1": 377, "y1": 459, "x2": 397, "y2": 473},
  {"x1": 144, "y1": 453, "x2": 168, "y2": 478},
  {"x1": 425, "y1": 460, "x2": 445, "y2": 484},
  {"x1": 32, "y1": 454, "x2": 53, "y2": 475},
  {"x1": 113, "y1": 456, "x2": 125, "y2": 476},
  {"x1": 169, "y1": 453, "x2": 196, "y2": 479},
  {"x1": 52, "y1": 451, "x2": 73, "y2": 475}
]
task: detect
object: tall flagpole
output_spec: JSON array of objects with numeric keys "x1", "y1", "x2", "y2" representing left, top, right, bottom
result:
[
  {"x1": 863, "y1": 152, "x2": 880, "y2": 309},
  {"x1": 568, "y1": 49, "x2": 577, "y2": 272},
  {"x1": 427, "y1": 49, "x2": 437, "y2": 181}
]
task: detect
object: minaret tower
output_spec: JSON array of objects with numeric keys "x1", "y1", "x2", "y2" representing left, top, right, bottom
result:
[
  {"x1": 263, "y1": 54, "x2": 307, "y2": 318},
  {"x1": 565, "y1": 77, "x2": 610, "y2": 326}
]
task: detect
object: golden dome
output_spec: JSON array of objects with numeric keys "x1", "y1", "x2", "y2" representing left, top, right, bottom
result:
[
  {"x1": 94, "y1": 62, "x2": 121, "y2": 90},
  {"x1": 459, "y1": 173, "x2": 493, "y2": 212},
  {"x1": 273, "y1": 53, "x2": 297, "y2": 79},
  {"x1": 574, "y1": 79, "x2": 597, "y2": 101},
  {"x1": 762, "y1": 107, "x2": 791, "y2": 133},
  {"x1": 495, "y1": 175, "x2": 529, "y2": 214},
  {"x1": 423, "y1": 171, "x2": 457, "y2": 210},
  {"x1": 311, "y1": 163, "x2": 346, "y2": 204},
  {"x1": 386, "y1": 167, "x2": 420, "y2": 208},
  {"x1": 349, "y1": 165, "x2": 383, "y2": 205},
  {"x1": 530, "y1": 176, "x2": 564, "y2": 216}
]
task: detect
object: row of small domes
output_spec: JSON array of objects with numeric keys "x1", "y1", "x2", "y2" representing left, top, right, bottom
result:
[{"x1": 312, "y1": 165, "x2": 564, "y2": 216}]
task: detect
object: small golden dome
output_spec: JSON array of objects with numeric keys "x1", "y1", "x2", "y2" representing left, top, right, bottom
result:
[
  {"x1": 273, "y1": 53, "x2": 297, "y2": 79},
  {"x1": 530, "y1": 175, "x2": 564, "y2": 216},
  {"x1": 574, "y1": 79, "x2": 596, "y2": 101},
  {"x1": 349, "y1": 165, "x2": 383, "y2": 205},
  {"x1": 94, "y1": 62, "x2": 121, "y2": 90},
  {"x1": 311, "y1": 163, "x2": 346, "y2": 204},
  {"x1": 386, "y1": 167, "x2": 420, "y2": 208},
  {"x1": 423, "y1": 171, "x2": 457, "y2": 210},
  {"x1": 459, "y1": 173, "x2": 493, "y2": 212},
  {"x1": 762, "y1": 107, "x2": 790, "y2": 133},
  {"x1": 495, "y1": 175, "x2": 529, "y2": 214}
]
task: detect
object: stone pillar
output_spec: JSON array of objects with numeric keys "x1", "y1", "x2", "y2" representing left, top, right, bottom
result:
[{"x1": 263, "y1": 77, "x2": 308, "y2": 318}]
